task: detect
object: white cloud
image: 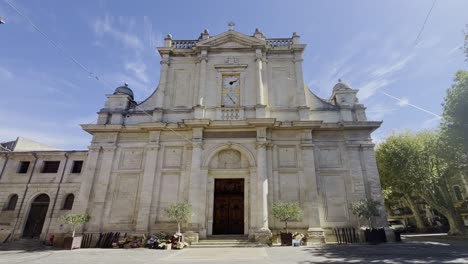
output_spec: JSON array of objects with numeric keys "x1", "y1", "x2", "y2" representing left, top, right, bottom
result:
[
  {"x1": 358, "y1": 79, "x2": 393, "y2": 101},
  {"x1": 397, "y1": 97, "x2": 409, "y2": 107},
  {"x1": 366, "y1": 103, "x2": 398, "y2": 120},
  {"x1": 0, "y1": 67, "x2": 13, "y2": 80},
  {"x1": 125, "y1": 61, "x2": 149, "y2": 84},
  {"x1": 371, "y1": 55, "x2": 414, "y2": 79},
  {"x1": 93, "y1": 15, "x2": 144, "y2": 51}
]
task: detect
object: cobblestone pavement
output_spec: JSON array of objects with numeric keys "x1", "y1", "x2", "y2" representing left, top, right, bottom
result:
[{"x1": 1, "y1": 234, "x2": 467, "y2": 264}]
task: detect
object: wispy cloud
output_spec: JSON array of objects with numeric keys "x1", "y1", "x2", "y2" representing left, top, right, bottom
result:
[
  {"x1": 125, "y1": 61, "x2": 149, "y2": 84},
  {"x1": 0, "y1": 66, "x2": 13, "y2": 79},
  {"x1": 93, "y1": 15, "x2": 144, "y2": 51}
]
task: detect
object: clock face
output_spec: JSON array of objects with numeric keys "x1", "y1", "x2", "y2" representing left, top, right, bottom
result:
[{"x1": 221, "y1": 75, "x2": 240, "y2": 107}]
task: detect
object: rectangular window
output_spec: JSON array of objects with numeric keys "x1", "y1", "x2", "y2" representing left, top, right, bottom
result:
[
  {"x1": 41, "y1": 161, "x2": 60, "y2": 173},
  {"x1": 17, "y1": 161, "x2": 30, "y2": 174},
  {"x1": 71, "y1": 160, "x2": 83, "y2": 174}
]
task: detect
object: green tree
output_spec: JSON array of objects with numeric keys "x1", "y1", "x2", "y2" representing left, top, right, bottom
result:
[
  {"x1": 417, "y1": 131, "x2": 466, "y2": 235},
  {"x1": 165, "y1": 202, "x2": 192, "y2": 234},
  {"x1": 350, "y1": 198, "x2": 381, "y2": 229},
  {"x1": 61, "y1": 213, "x2": 90, "y2": 238},
  {"x1": 271, "y1": 201, "x2": 302, "y2": 233},
  {"x1": 376, "y1": 133, "x2": 428, "y2": 231},
  {"x1": 377, "y1": 131, "x2": 467, "y2": 235},
  {"x1": 441, "y1": 70, "x2": 468, "y2": 159}
]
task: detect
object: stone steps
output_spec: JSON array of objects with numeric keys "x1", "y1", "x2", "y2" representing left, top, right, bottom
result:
[
  {"x1": 191, "y1": 235, "x2": 266, "y2": 248},
  {"x1": 0, "y1": 238, "x2": 47, "y2": 251}
]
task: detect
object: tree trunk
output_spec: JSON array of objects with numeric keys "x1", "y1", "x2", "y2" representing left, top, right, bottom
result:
[
  {"x1": 404, "y1": 195, "x2": 427, "y2": 232},
  {"x1": 439, "y1": 207, "x2": 467, "y2": 235},
  {"x1": 72, "y1": 226, "x2": 76, "y2": 238},
  {"x1": 285, "y1": 221, "x2": 288, "y2": 234},
  {"x1": 177, "y1": 222, "x2": 181, "y2": 234}
]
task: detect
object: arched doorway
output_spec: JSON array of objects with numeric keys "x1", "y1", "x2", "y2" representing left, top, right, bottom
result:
[
  {"x1": 204, "y1": 146, "x2": 256, "y2": 236},
  {"x1": 23, "y1": 194, "x2": 50, "y2": 238}
]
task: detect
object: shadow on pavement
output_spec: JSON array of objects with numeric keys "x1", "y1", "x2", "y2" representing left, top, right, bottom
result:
[{"x1": 299, "y1": 239, "x2": 468, "y2": 264}]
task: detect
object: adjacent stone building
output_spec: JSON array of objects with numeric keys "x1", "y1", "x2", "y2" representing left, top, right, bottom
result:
[{"x1": 0, "y1": 27, "x2": 389, "y2": 243}]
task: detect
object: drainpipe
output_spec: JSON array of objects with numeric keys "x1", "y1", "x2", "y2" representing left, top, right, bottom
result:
[
  {"x1": 10, "y1": 153, "x2": 38, "y2": 241},
  {"x1": 0, "y1": 152, "x2": 9, "y2": 181},
  {"x1": 44, "y1": 152, "x2": 70, "y2": 239}
]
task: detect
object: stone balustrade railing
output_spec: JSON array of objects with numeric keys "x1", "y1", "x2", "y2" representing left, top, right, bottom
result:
[
  {"x1": 172, "y1": 40, "x2": 197, "y2": 49},
  {"x1": 171, "y1": 38, "x2": 294, "y2": 49},
  {"x1": 266, "y1": 38, "x2": 292, "y2": 47},
  {"x1": 219, "y1": 108, "x2": 243, "y2": 120}
]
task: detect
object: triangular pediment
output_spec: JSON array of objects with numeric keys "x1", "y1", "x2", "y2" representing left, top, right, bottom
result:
[{"x1": 196, "y1": 30, "x2": 265, "y2": 49}]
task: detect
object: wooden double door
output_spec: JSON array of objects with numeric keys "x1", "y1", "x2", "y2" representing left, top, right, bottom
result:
[
  {"x1": 213, "y1": 179, "x2": 244, "y2": 235},
  {"x1": 23, "y1": 194, "x2": 50, "y2": 238}
]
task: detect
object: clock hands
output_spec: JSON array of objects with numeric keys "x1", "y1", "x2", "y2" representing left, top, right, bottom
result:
[
  {"x1": 226, "y1": 93, "x2": 236, "y2": 104},
  {"x1": 229, "y1": 79, "x2": 238, "y2": 85}
]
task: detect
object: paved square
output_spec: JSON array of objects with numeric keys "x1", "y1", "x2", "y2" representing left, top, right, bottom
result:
[{"x1": 1, "y1": 235, "x2": 467, "y2": 264}]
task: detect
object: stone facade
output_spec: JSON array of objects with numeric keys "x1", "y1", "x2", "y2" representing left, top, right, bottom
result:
[{"x1": 0, "y1": 27, "x2": 388, "y2": 242}]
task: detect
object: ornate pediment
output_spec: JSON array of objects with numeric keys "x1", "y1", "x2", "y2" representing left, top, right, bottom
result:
[{"x1": 196, "y1": 30, "x2": 265, "y2": 49}]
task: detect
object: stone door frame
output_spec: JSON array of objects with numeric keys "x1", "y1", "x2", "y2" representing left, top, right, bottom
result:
[{"x1": 206, "y1": 169, "x2": 250, "y2": 236}]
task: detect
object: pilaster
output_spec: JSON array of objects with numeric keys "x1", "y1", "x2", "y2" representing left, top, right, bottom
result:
[{"x1": 135, "y1": 131, "x2": 161, "y2": 233}]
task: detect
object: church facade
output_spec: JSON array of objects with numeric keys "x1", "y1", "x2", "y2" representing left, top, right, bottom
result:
[{"x1": 0, "y1": 27, "x2": 388, "y2": 242}]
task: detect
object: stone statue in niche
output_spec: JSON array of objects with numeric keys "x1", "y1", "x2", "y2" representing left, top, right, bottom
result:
[{"x1": 217, "y1": 149, "x2": 241, "y2": 169}]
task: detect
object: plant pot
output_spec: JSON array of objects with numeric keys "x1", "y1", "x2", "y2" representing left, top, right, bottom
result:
[
  {"x1": 63, "y1": 236, "x2": 83, "y2": 250},
  {"x1": 364, "y1": 228, "x2": 386, "y2": 244},
  {"x1": 280, "y1": 233, "x2": 293, "y2": 246}
]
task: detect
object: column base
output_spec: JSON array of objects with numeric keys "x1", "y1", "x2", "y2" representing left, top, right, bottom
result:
[{"x1": 253, "y1": 228, "x2": 272, "y2": 244}]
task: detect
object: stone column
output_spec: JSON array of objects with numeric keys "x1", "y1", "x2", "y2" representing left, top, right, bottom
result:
[
  {"x1": 255, "y1": 49, "x2": 266, "y2": 118},
  {"x1": 154, "y1": 53, "x2": 170, "y2": 121},
  {"x1": 187, "y1": 139, "x2": 204, "y2": 234},
  {"x1": 255, "y1": 49, "x2": 265, "y2": 106},
  {"x1": 88, "y1": 145, "x2": 116, "y2": 231},
  {"x1": 300, "y1": 130, "x2": 321, "y2": 228},
  {"x1": 293, "y1": 53, "x2": 306, "y2": 107},
  {"x1": 75, "y1": 146, "x2": 101, "y2": 216},
  {"x1": 135, "y1": 142, "x2": 160, "y2": 233},
  {"x1": 198, "y1": 50, "x2": 208, "y2": 106},
  {"x1": 254, "y1": 142, "x2": 272, "y2": 242}
]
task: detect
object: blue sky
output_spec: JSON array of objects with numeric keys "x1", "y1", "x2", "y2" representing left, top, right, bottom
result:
[{"x1": 0, "y1": 0, "x2": 467, "y2": 150}]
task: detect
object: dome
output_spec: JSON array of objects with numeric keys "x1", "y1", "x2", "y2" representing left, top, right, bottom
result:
[
  {"x1": 333, "y1": 79, "x2": 352, "y2": 92},
  {"x1": 113, "y1": 83, "x2": 134, "y2": 99}
]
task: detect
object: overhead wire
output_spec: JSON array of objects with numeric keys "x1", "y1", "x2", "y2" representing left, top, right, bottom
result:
[{"x1": 5, "y1": 0, "x2": 193, "y2": 144}]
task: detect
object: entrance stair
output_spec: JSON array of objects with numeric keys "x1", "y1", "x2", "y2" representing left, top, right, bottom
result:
[
  {"x1": 191, "y1": 235, "x2": 266, "y2": 248},
  {"x1": 0, "y1": 238, "x2": 48, "y2": 251}
]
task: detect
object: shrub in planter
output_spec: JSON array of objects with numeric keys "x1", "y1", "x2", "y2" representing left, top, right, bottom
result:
[
  {"x1": 165, "y1": 202, "x2": 192, "y2": 235},
  {"x1": 271, "y1": 201, "x2": 303, "y2": 246},
  {"x1": 61, "y1": 213, "x2": 90, "y2": 249},
  {"x1": 350, "y1": 198, "x2": 386, "y2": 244}
]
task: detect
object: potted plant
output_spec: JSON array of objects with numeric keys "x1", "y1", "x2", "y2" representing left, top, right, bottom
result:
[
  {"x1": 350, "y1": 198, "x2": 385, "y2": 244},
  {"x1": 61, "y1": 213, "x2": 90, "y2": 249},
  {"x1": 271, "y1": 201, "x2": 303, "y2": 246},
  {"x1": 165, "y1": 202, "x2": 191, "y2": 249}
]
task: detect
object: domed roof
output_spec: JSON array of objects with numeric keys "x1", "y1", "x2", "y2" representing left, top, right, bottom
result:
[
  {"x1": 113, "y1": 83, "x2": 134, "y2": 99},
  {"x1": 333, "y1": 79, "x2": 352, "y2": 92}
]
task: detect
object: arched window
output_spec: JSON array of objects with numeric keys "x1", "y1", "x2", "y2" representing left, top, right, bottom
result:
[
  {"x1": 5, "y1": 194, "x2": 18, "y2": 210},
  {"x1": 453, "y1": 185, "x2": 463, "y2": 201},
  {"x1": 62, "y1": 194, "x2": 74, "y2": 210}
]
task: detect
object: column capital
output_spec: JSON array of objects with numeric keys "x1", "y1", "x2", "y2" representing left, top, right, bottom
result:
[{"x1": 255, "y1": 142, "x2": 268, "y2": 149}]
